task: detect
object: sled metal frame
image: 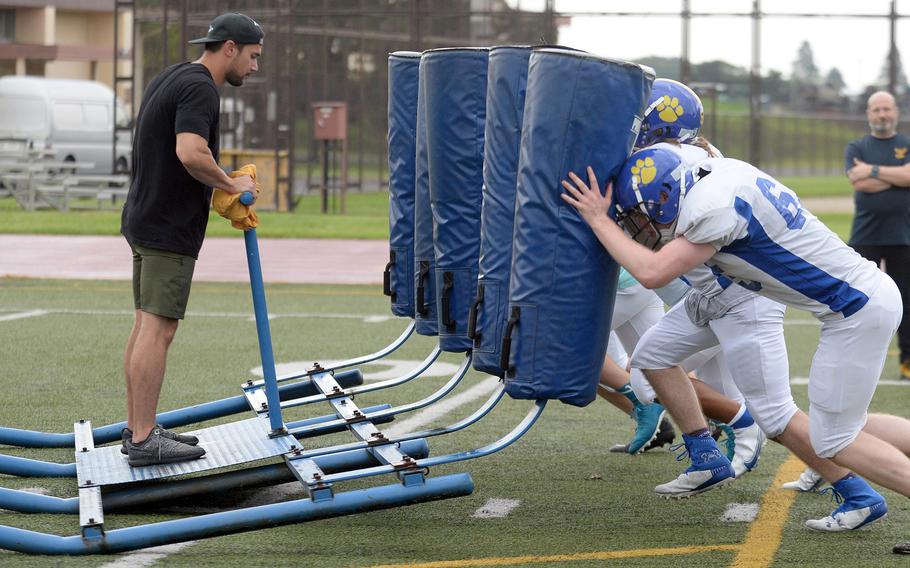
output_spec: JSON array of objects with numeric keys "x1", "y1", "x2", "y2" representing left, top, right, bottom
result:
[{"x1": 0, "y1": 225, "x2": 546, "y2": 555}]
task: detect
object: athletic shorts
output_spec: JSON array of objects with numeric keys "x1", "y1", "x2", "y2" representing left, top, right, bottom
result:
[{"x1": 130, "y1": 244, "x2": 196, "y2": 320}]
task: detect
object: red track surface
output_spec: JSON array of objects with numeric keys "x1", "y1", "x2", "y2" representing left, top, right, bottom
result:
[{"x1": 0, "y1": 235, "x2": 387, "y2": 284}]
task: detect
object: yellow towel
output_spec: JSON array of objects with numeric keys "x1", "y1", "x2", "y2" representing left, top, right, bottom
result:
[{"x1": 212, "y1": 163, "x2": 260, "y2": 230}]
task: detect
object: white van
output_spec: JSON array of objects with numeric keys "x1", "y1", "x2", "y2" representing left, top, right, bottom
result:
[{"x1": 0, "y1": 76, "x2": 131, "y2": 174}]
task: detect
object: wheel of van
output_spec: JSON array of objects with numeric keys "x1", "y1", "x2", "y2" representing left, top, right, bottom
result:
[
  {"x1": 115, "y1": 157, "x2": 129, "y2": 174},
  {"x1": 58, "y1": 156, "x2": 77, "y2": 176}
]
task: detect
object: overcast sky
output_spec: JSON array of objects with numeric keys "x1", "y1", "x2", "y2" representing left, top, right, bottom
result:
[{"x1": 508, "y1": 0, "x2": 901, "y2": 95}]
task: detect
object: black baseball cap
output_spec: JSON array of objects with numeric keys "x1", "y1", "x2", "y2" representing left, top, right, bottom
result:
[{"x1": 188, "y1": 13, "x2": 264, "y2": 45}]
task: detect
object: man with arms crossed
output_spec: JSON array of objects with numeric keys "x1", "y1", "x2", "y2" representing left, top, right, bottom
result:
[{"x1": 845, "y1": 90, "x2": 910, "y2": 381}]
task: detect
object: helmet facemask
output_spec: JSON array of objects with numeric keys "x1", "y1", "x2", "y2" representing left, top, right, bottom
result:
[
  {"x1": 615, "y1": 198, "x2": 679, "y2": 251},
  {"x1": 615, "y1": 207, "x2": 662, "y2": 249}
]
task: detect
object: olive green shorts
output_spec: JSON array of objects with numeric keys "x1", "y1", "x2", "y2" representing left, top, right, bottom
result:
[{"x1": 130, "y1": 244, "x2": 196, "y2": 320}]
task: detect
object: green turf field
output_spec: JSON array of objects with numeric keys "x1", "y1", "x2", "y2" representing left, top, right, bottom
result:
[
  {"x1": 0, "y1": 192, "x2": 390, "y2": 240},
  {"x1": 0, "y1": 278, "x2": 906, "y2": 567}
]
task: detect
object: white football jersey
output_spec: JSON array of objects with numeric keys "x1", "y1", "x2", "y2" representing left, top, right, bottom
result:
[
  {"x1": 676, "y1": 158, "x2": 882, "y2": 320},
  {"x1": 649, "y1": 142, "x2": 730, "y2": 299}
]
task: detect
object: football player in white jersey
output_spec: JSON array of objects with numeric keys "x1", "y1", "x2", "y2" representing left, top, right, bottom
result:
[
  {"x1": 620, "y1": 142, "x2": 891, "y2": 529},
  {"x1": 595, "y1": 80, "x2": 765, "y2": 465},
  {"x1": 561, "y1": 147, "x2": 907, "y2": 532}
]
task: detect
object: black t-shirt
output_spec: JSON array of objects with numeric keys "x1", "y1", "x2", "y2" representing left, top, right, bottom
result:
[
  {"x1": 844, "y1": 133, "x2": 910, "y2": 246},
  {"x1": 121, "y1": 62, "x2": 220, "y2": 258}
]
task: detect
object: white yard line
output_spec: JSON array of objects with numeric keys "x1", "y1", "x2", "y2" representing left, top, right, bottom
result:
[
  {"x1": 0, "y1": 309, "x2": 48, "y2": 322},
  {"x1": 94, "y1": 542, "x2": 199, "y2": 568},
  {"x1": 384, "y1": 376, "x2": 501, "y2": 438},
  {"x1": 472, "y1": 498, "x2": 521, "y2": 519}
]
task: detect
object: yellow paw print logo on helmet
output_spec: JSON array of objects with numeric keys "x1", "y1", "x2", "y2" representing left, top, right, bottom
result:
[
  {"x1": 631, "y1": 157, "x2": 657, "y2": 185},
  {"x1": 656, "y1": 95, "x2": 685, "y2": 123}
]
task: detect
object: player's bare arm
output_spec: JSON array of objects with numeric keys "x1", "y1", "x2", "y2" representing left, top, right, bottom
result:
[{"x1": 175, "y1": 132, "x2": 258, "y2": 195}]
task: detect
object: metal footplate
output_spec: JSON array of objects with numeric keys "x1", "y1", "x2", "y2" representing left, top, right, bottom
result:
[
  {"x1": 74, "y1": 420, "x2": 104, "y2": 540},
  {"x1": 285, "y1": 455, "x2": 334, "y2": 502},
  {"x1": 75, "y1": 416, "x2": 297, "y2": 487}
]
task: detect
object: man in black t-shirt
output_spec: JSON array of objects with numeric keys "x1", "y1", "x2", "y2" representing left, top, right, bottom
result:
[
  {"x1": 845, "y1": 90, "x2": 910, "y2": 383},
  {"x1": 119, "y1": 13, "x2": 263, "y2": 467}
]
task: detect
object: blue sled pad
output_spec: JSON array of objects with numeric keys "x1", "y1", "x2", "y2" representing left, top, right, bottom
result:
[
  {"x1": 503, "y1": 48, "x2": 654, "y2": 406},
  {"x1": 413, "y1": 55, "x2": 438, "y2": 336},
  {"x1": 386, "y1": 51, "x2": 421, "y2": 317},
  {"x1": 423, "y1": 47, "x2": 489, "y2": 353},
  {"x1": 472, "y1": 45, "x2": 532, "y2": 376}
]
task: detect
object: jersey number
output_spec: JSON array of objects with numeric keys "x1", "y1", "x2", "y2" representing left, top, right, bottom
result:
[{"x1": 755, "y1": 177, "x2": 806, "y2": 230}]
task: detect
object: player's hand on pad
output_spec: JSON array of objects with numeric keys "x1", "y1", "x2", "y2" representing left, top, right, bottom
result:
[{"x1": 560, "y1": 166, "x2": 613, "y2": 227}]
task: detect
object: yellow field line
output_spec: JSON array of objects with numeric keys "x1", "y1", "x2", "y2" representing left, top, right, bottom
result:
[
  {"x1": 730, "y1": 454, "x2": 806, "y2": 568},
  {"x1": 369, "y1": 544, "x2": 741, "y2": 568}
]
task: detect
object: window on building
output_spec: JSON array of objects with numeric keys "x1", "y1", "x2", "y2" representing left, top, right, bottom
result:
[{"x1": 0, "y1": 10, "x2": 15, "y2": 43}]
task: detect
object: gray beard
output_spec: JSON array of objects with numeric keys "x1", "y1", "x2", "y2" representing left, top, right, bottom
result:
[{"x1": 870, "y1": 120, "x2": 896, "y2": 136}]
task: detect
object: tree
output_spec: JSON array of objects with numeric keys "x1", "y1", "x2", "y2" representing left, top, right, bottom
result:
[
  {"x1": 790, "y1": 41, "x2": 821, "y2": 109},
  {"x1": 877, "y1": 47, "x2": 910, "y2": 96},
  {"x1": 762, "y1": 69, "x2": 789, "y2": 104},
  {"x1": 825, "y1": 68, "x2": 846, "y2": 95},
  {"x1": 792, "y1": 41, "x2": 820, "y2": 83}
]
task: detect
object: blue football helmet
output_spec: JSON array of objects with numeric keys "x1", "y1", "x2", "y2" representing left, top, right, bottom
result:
[
  {"x1": 613, "y1": 147, "x2": 695, "y2": 249},
  {"x1": 635, "y1": 79, "x2": 704, "y2": 148}
]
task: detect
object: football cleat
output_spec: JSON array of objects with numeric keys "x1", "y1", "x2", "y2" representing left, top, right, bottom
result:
[
  {"x1": 654, "y1": 432, "x2": 734, "y2": 499},
  {"x1": 730, "y1": 422, "x2": 765, "y2": 477},
  {"x1": 628, "y1": 402, "x2": 666, "y2": 455},
  {"x1": 610, "y1": 417, "x2": 675, "y2": 454},
  {"x1": 781, "y1": 467, "x2": 823, "y2": 492},
  {"x1": 711, "y1": 421, "x2": 736, "y2": 460},
  {"x1": 805, "y1": 475, "x2": 888, "y2": 532}
]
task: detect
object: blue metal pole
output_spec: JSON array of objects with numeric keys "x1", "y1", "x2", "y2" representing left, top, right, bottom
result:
[
  {"x1": 243, "y1": 226, "x2": 284, "y2": 435},
  {"x1": 0, "y1": 473, "x2": 474, "y2": 555},
  {"x1": 0, "y1": 455, "x2": 76, "y2": 478}
]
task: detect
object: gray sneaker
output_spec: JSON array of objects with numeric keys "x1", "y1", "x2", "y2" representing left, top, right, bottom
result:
[
  {"x1": 121, "y1": 426, "x2": 199, "y2": 455},
  {"x1": 127, "y1": 428, "x2": 205, "y2": 467}
]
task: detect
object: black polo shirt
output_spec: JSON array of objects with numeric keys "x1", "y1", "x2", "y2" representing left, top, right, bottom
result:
[
  {"x1": 845, "y1": 133, "x2": 910, "y2": 246},
  {"x1": 121, "y1": 62, "x2": 220, "y2": 258}
]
